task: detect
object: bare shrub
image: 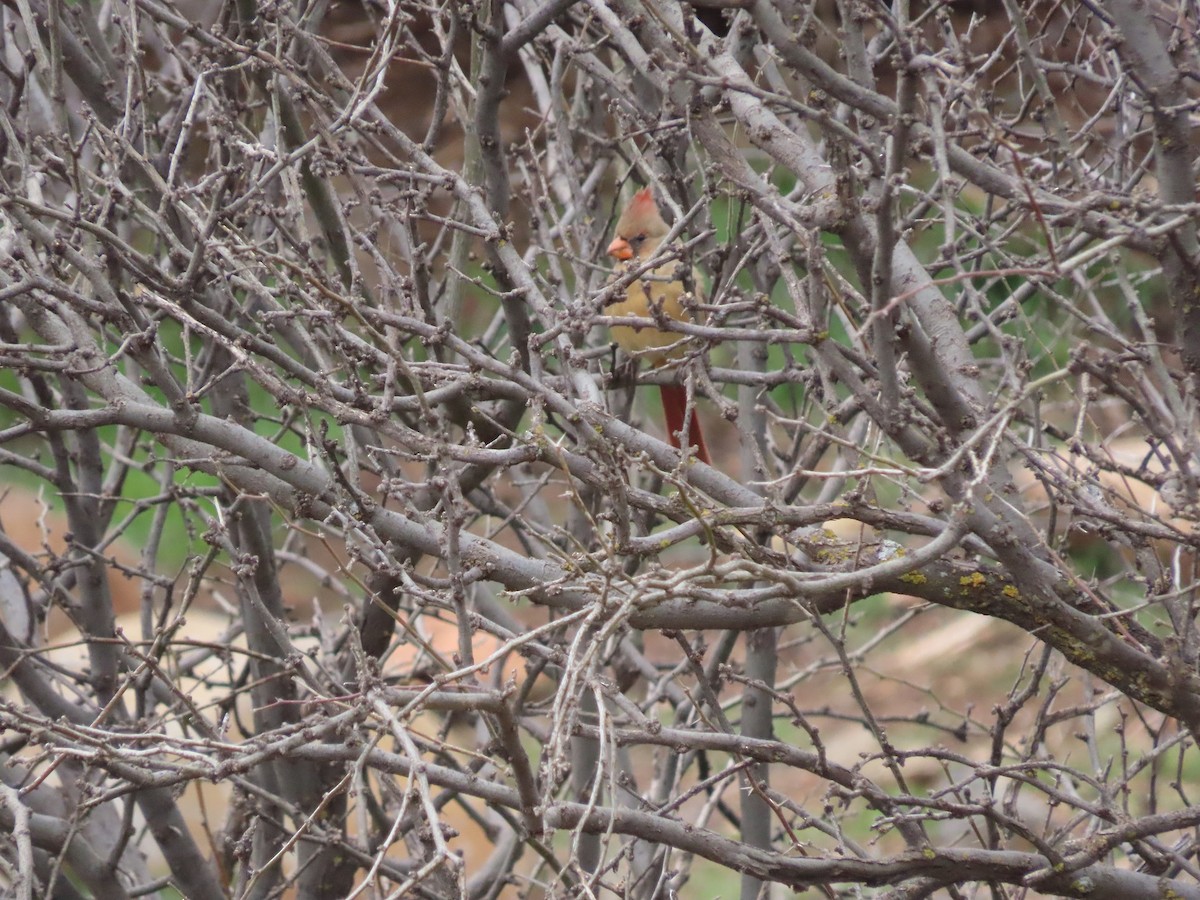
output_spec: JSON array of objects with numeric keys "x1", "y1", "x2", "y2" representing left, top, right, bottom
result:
[{"x1": 1, "y1": 1, "x2": 1199, "y2": 897}]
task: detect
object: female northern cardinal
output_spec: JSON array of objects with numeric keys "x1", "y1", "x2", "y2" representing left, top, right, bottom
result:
[{"x1": 606, "y1": 188, "x2": 711, "y2": 464}]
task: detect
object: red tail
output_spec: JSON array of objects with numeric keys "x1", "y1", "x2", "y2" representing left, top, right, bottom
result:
[{"x1": 659, "y1": 383, "x2": 710, "y2": 464}]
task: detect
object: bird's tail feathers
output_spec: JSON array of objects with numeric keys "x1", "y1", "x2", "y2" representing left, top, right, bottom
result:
[{"x1": 659, "y1": 383, "x2": 710, "y2": 465}]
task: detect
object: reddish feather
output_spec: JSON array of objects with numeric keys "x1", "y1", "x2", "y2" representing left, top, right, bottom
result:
[
  {"x1": 628, "y1": 187, "x2": 657, "y2": 219},
  {"x1": 659, "y1": 383, "x2": 710, "y2": 464}
]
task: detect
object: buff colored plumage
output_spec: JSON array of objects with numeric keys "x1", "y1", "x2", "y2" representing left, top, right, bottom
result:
[{"x1": 606, "y1": 188, "x2": 709, "y2": 463}]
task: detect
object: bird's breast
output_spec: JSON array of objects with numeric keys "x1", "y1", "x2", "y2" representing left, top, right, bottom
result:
[{"x1": 605, "y1": 265, "x2": 694, "y2": 363}]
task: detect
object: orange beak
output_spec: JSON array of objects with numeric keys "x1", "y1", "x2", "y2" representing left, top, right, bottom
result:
[{"x1": 607, "y1": 237, "x2": 633, "y2": 260}]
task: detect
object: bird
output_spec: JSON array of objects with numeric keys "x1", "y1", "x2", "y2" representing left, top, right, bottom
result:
[{"x1": 605, "y1": 187, "x2": 710, "y2": 465}]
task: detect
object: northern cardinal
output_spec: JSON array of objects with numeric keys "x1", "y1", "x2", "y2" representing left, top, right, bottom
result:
[{"x1": 606, "y1": 188, "x2": 710, "y2": 464}]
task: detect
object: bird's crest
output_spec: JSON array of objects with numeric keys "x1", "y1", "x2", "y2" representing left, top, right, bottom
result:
[
  {"x1": 616, "y1": 186, "x2": 668, "y2": 239},
  {"x1": 630, "y1": 187, "x2": 656, "y2": 215}
]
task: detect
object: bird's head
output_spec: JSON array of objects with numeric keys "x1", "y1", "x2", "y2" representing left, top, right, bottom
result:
[{"x1": 607, "y1": 188, "x2": 670, "y2": 262}]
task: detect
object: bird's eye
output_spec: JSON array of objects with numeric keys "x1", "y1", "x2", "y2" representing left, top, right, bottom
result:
[{"x1": 630, "y1": 234, "x2": 646, "y2": 247}]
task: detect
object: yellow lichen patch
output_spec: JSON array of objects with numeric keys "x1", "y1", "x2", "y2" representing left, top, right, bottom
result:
[
  {"x1": 959, "y1": 572, "x2": 987, "y2": 593},
  {"x1": 899, "y1": 571, "x2": 927, "y2": 585},
  {"x1": 814, "y1": 546, "x2": 854, "y2": 564},
  {"x1": 1002, "y1": 584, "x2": 1020, "y2": 598}
]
